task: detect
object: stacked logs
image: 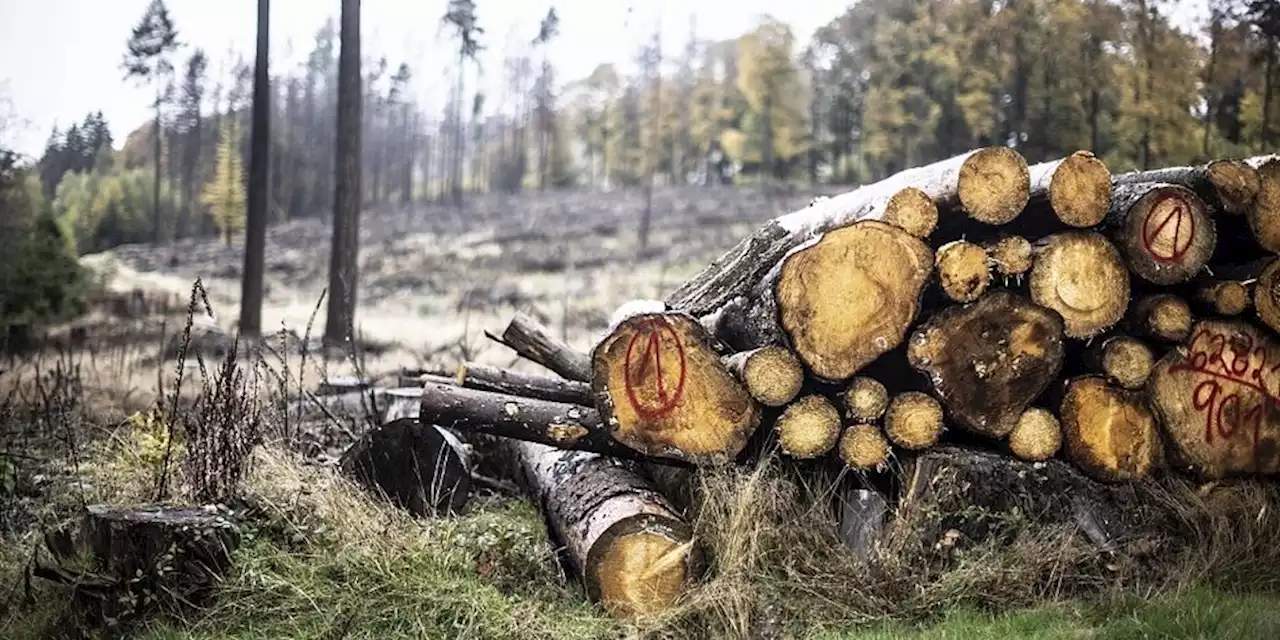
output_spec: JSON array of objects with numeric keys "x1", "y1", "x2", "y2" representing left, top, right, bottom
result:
[{"x1": 400, "y1": 147, "x2": 1280, "y2": 618}]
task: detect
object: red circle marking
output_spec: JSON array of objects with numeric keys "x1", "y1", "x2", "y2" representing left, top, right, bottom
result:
[
  {"x1": 623, "y1": 318, "x2": 687, "y2": 419},
  {"x1": 1141, "y1": 193, "x2": 1195, "y2": 264}
]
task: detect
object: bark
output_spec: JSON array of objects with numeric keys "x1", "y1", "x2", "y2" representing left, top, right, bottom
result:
[
  {"x1": 239, "y1": 0, "x2": 270, "y2": 337},
  {"x1": 907, "y1": 290, "x2": 1065, "y2": 439},
  {"x1": 1059, "y1": 376, "x2": 1162, "y2": 483},
  {"x1": 591, "y1": 312, "x2": 760, "y2": 463},
  {"x1": 665, "y1": 147, "x2": 1029, "y2": 318},
  {"x1": 774, "y1": 394, "x2": 841, "y2": 459},
  {"x1": 884, "y1": 391, "x2": 943, "y2": 451},
  {"x1": 339, "y1": 417, "x2": 472, "y2": 515},
  {"x1": 455, "y1": 361, "x2": 593, "y2": 405},
  {"x1": 1147, "y1": 319, "x2": 1280, "y2": 478},
  {"x1": 323, "y1": 0, "x2": 362, "y2": 346},
  {"x1": 418, "y1": 381, "x2": 646, "y2": 460},
  {"x1": 508, "y1": 443, "x2": 703, "y2": 618},
  {"x1": 1112, "y1": 160, "x2": 1259, "y2": 216},
  {"x1": 1029, "y1": 231, "x2": 1131, "y2": 339},
  {"x1": 1027, "y1": 151, "x2": 1112, "y2": 227},
  {"x1": 1104, "y1": 183, "x2": 1215, "y2": 286},
  {"x1": 492, "y1": 311, "x2": 592, "y2": 382}
]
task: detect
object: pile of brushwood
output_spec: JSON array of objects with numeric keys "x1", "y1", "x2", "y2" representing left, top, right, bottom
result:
[{"x1": 348, "y1": 148, "x2": 1280, "y2": 619}]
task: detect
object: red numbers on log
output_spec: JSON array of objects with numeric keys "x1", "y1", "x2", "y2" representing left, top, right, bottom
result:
[
  {"x1": 623, "y1": 318, "x2": 687, "y2": 419},
  {"x1": 1141, "y1": 193, "x2": 1196, "y2": 264}
]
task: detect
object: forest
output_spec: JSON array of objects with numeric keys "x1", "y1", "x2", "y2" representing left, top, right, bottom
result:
[{"x1": 16, "y1": 0, "x2": 1280, "y2": 258}]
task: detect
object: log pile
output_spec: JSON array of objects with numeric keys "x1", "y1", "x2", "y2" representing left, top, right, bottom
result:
[{"x1": 392, "y1": 148, "x2": 1280, "y2": 619}]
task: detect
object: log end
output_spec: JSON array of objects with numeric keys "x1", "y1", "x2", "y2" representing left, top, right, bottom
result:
[
  {"x1": 885, "y1": 391, "x2": 944, "y2": 450},
  {"x1": 1254, "y1": 259, "x2": 1280, "y2": 334},
  {"x1": 959, "y1": 146, "x2": 1031, "y2": 225},
  {"x1": 1051, "y1": 151, "x2": 1112, "y2": 227},
  {"x1": 776, "y1": 394, "x2": 842, "y2": 459},
  {"x1": 1099, "y1": 335, "x2": 1155, "y2": 390},
  {"x1": 936, "y1": 240, "x2": 991, "y2": 303},
  {"x1": 777, "y1": 221, "x2": 933, "y2": 381},
  {"x1": 1116, "y1": 184, "x2": 1215, "y2": 286},
  {"x1": 1060, "y1": 376, "x2": 1161, "y2": 482},
  {"x1": 1134, "y1": 294, "x2": 1193, "y2": 343},
  {"x1": 1248, "y1": 159, "x2": 1280, "y2": 252},
  {"x1": 593, "y1": 313, "x2": 761, "y2": 462},
  {"x1": 986, "y1": 236, "x2": 1033, "y2": 278},
  {"x1": 1202, "y1": 281, "x2": 1251, "y2": 317},
  {"x1": 737, "y1": 345, "x2": 804, "y2": 407},
  {"x1": 1030, "y1": 231, "x2": 1130, "y2": 339},
  {"x1": 1207, "y1": 159, "x2": 1261, "y2": 215},
  {"x1": 587, "y1": 513, "x2": 702, "y2": 618},
  {"x1": 884, "y1": 187, "x2": 939, "y2": 238},
  {"x1": 1008, "y1": 407, "x2": 1063, "y2": 462},
  {"x1": 843, "y1": 376, "x2": 889, "y2": 423},
  {"x1": 839, "y1": 424, "x2": 891, "y2": 470}
]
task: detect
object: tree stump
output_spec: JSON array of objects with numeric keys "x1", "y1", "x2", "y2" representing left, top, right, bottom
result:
[{"x1": 339, "y1": 417, "x2": 472, "y2": 515}]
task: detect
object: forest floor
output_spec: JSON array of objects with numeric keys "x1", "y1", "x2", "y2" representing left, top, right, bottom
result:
[{"x1": 3, "y1": 185, "x2": 1280, "y2": 638}]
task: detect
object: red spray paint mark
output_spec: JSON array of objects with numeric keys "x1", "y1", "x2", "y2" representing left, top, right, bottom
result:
[
  {"x1": 1141, "y1": 193, "x2": 1195, "y2": 264},
  {"x1": 1169, "y1": 328, "x2": 1279, "y2": 471},
  {"x1": 623, "y1": 318, "x2": 687, "y2": 419}
]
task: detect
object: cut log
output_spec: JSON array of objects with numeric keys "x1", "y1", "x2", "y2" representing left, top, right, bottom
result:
[
  {"x1": 843, "y1": 376, "x2": 890, "y2": 423},
  {"x1": 723, "y1": 345, "x2": 804, "y2": 407},
  {"x1": 418, "y1": 381, "x2": 646, "y2": 460},
  {"x1": 838, "y1": 424, "x2": 891, "y2": 470},
  {"x1": 1147, "y1": 319, "x2": 1280, "y2": 477},
  {"x1": 1112, "y1": 159, "x2": 1260, "y2": 216},
  {"x1": 758, "y1": 221, "x2": 934, "y2": 381},
  {"x1": 592, "y1": 312, "x2": 761, "y2": 463},
  {"x1": 1029, "y1": 231, "x2": 1131, "y2": 339},
  {"x1": 493, "y1": 311, "x2": 592, "y2": 382},
  {"x1": 1028, "y1": 151, "x2": 1113, "y2": 227},
  {"x1": 884, "y1": 391, "x2": 944, "y2": 450},
  {"x1": 1129, "y1": 294, "x2": 1193, "y2": 343},
  {"x1": 1007, "y1": 407, "x2": 1063, "y2": 462},
  {"x1": 775, "y1": 394, "x2": 842, "y2": 459},
  {"x1": 1245, "y1": 157, "x2": 1280, "y2": 252},
  {"x1": 1085, "y1": 335, "x2": 1156, "y2": 390},
  {"x1": 1106, "y1": 183, "x2": 1215, "y2": 285},
  {"x1": 666, "y1": 149, "x2": 1027, "y2": 319},
  {"x1": 907, "y1": 290, "x2": 1066, "y2": 438},
  {"x1": 985, "y1": 236, "x2": 1034, "y2": 278},
  {"x1": 512, "y1": 443, "x2": 703, "y2": 618},
  {"x1": 339, "y1": 417, "x2": 472, "y2": 515},
  {"x1": 382, "y1": 387, "x2": 423, "y2": 422},
  {"x1": 1253, "y1": 259, "x2": 1280, "y2": 334},
  {"x1": 35, "y1": 504, "x2": 240, "y2": 621},
  {"x1": 894, "y1": 446, "x2": 1168, "y2": 554},
  {"x1": 1195, "y1": 280, "x2": 1251, "y2": 317},
  {"x1": 936, "y1": 240, "x2": 991, "y2": 303},
  {"x1": 1059, "y1": 376, "x2": 1162, "y2": 482},
  {"x1": 881, "y1": 186, "x2": 939, "y2": 238},
  {"x1": 456, "y1": 361, "x2": 593, "y2": 405}
]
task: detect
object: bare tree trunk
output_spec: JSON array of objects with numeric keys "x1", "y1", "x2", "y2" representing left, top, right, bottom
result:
[
  {"x1": 1263, "y1": 48, "x2": 1276, "y2": 152},
  {"x1": 239, "y1": 0, "x2": 271, "y2": 337},
  {"x1": 153, "y1": 93, "x2": 163, "y2": 244},
  {"x1": 324, "y1": 0, "x2": 362, "y2": 346}
]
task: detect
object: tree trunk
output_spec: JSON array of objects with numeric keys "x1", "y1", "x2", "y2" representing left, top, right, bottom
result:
[
  {"x1": 1104, "y1": 182, "x2": 1215, "y2": 286},
  {"x1": 1026, "y1": 151, "x2": 1112, "y2": 227},
  {"x1": 323, "y1": 0, "x2": 362, "y2": 346},
  {"x1": 453, "y1": 361, "x2": 593, "y2": 405},
  {"x1": 1113, "y1": 160, "x2": 1260, "y2": 216},
  {"x1": 239, "y1": 0, "x2": 271, "y2": 337},
  {"x1": 153, "y1": 95, "x2": 163, "y2": 244}
]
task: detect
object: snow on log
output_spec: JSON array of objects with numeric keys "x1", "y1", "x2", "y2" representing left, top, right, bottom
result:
[{"x1": 1112, "y1": 159, "x2": 1259, "y2": 216}]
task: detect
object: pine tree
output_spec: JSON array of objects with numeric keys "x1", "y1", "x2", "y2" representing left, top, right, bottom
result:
[{"x1": 123, "y1": 0, "x2": 181, "y2": 244}]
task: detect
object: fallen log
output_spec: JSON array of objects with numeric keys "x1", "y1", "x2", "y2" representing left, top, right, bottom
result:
[
  {"x1": 839, "y1": 423, "x2": 892, "y2": 470},
  {"x1": 723, "y1": 345, "x2": 804, "y2": 407},
  {"x1": 511, "y1": 443, "x2": 704, "y2": 618},
  {"x1": 1253, "y1": 258, "x2": 1280, "y2": 334},
  {"x1": 985, "y1": 236, "x2": 1034, "y2": 279},
  {"x1": 1244, "y1": 157, "x2": 1280, "y2": 252},
  {"x1": 1029, "y1": 231, "x2": 1131, "y2": 339},
  {"x1": 456, "y1": 361, "x2": 593, "y2": 405},
  {"x1": 1028, "y1": 151, "x2": 1113, "y2": 227},
  {"x1": 339, "y1": 417, "x2": 472, "y2": 515},
  {"x1": 592, "y1": 312, "x2": 761, "y2": 463},
  {"x1": 1129, "y1": 294, "x2": 1193, "y2": 343},
  {"x1": 775, "y1": 394, "x2": 842, "y2": 459},
  {"x1": 1059, "y1": 376, "x2": 1162, "y2": 482},
  {"x1": 1194, "y1": 279, "x2": 1251, "y2": 317},
  {"x1": 1112, "y1": 159, "x2": 1260, "y2": 216},
  {"x1": 1106, "y1": 183, "x2": 1215, "y2": 286},
  {"x1": 1085, "y1": 334, "x2": 1156, "y2": 390},
  {"x1": 1147, "y1": 319, "x2": 1280, "y2": 478},
  {"x1": 418, "y1": 381, "x2": 646, "y2": 460},
  {"x1": 666, "y1": 148, "x2": 1028, "y2": 318},
  {"x1": 843, "y1": 376, "x2": 889, "y2": 423},
  {"x1": 490, "y1": 311, "x2": 593, "y2": 382},
  {"x1": 1007, "y1": 407, "x2": 1063, "y2": 462},
  {"x1": 907, "y1": 290, "x2": 1066, "y2": 438},
  {"x1": 935, "y1": 240, "x2": 991, "y2": 303},
  {"x1": 884, "y1": 391, "x2": 944, "y2": 450}
]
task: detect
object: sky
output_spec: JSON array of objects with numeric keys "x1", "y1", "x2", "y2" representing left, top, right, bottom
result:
[{"x1": 0, "y1": 0, "x2": 860, "y2": 160}]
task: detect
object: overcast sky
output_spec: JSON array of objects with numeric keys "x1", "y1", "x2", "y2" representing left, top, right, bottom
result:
[{"x1": 0, "y1": 0, "x2": 1207, "y2": 161}]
